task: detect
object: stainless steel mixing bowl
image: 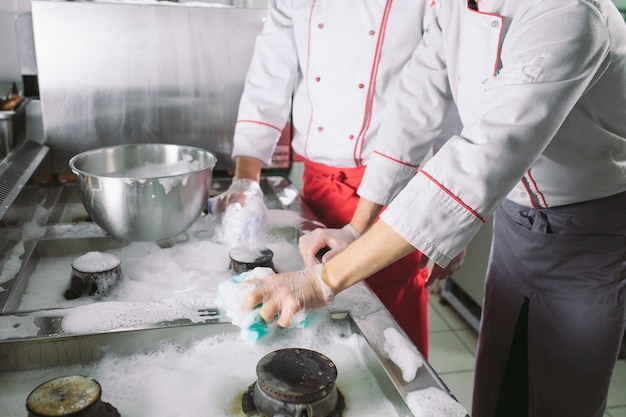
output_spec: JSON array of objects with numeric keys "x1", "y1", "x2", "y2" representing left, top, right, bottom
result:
[{"x1": 69, "y1": 144, "x2": 217, "y2": 241}]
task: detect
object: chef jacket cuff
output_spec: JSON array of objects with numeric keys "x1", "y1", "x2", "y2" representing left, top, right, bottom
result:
[
  {"x1": 380, "y1": 173, "x2": 484, "y2": 267},
  {"x1": 232, "y1": 123, "x2": 282, "y2": 166},
  {"x1": 358, "y1": 152, "x2": 418, "y2": 206}
]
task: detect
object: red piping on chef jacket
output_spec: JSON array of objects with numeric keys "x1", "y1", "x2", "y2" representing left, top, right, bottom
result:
[
  {"x1": 302, "y1": 0, "x2": 317, "y2": 161},
  {"x1": 236, "y1": 120, "x2": 282, "y2": 133},
  {"x1": 420, "y1": 170, "x2": 486, "y2": 223},
  {"x1": 353, "y1": 0, "x2": 394, "y2": 167},
  {"x1": 521, "y1": 169, "x2": 549, "y2": 208},
  {"x1": 466, "y1": 1, "x2": 504, "y2": 80},
  {"x1": 373, "y1": 150, "x2": 421, "y2": 169}
]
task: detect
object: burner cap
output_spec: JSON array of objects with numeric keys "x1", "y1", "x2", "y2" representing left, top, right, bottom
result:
[
  {"x1": 256, "y1": 348, "x2": 337, "y2": 403},
  {"x1": 229, "y1": 245, "x2": 275, "y2": 274},
  {"x1": 244, "y1": 348, "x2": 343, "y2": 417},
  {"x1": 64, "y1": 252, "x2": 122, "y2": 300},
  {"x1": 27, "y1": 375, "x2": 101, "y2": 416},
  {"x1": 26, "y1": 375, "x2": 121, "y2": 417}
]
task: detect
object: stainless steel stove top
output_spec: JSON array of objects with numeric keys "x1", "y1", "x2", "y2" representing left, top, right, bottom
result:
[{"x1": 0, "y1": 174, "x2": 465, "y2": 417}]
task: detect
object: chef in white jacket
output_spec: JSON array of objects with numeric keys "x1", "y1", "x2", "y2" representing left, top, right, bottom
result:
[
  {"x1": 213, "y1": 0, "x2": 462, "y2": 356},
  {"x1": 242, "y1": 0, "x2": 626, "y2": 415}
]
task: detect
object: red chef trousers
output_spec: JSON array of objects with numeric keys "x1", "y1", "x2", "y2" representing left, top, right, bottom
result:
[{"x1": 300, "y1": 158, "x2": 429, "y2": 357}]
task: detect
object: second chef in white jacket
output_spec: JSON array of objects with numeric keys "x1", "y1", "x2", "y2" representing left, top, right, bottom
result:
[{"x1": 213, "y1": 0, "x2": 461, "y2": 356}]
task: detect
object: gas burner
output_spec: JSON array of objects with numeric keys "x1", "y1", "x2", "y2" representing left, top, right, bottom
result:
[
  {"x1": 229, "y1": 245, "x2": 275, "y2": 274},
  {"x1": 242, "y1": 348, "x2": 345, "y2": 417},
  {"x1": 26, "y1": 375, "x2": 120, "y2": 417},
  {"x1": 64, "y1": 251, "x2": 122, "y2": 300}
]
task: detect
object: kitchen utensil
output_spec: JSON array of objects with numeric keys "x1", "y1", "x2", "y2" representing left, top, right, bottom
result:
[
  {"x1": 26, "y1": 375, "x2": 120, "y2": 417},
  {"x1": 64, "y1": 251, "x2": 122, "y2": 300},
  {"x1": 69, "y1": 144, "x2": 217, "y2": 241}
]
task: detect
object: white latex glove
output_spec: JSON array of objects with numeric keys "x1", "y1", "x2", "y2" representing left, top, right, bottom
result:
[
  {"x1": 424, "y1": 248, "x2": 467, "y2": 289},
  {"x1": 298, "y1": 224, "x2": 361, "y2": 268},
  {"x1": 209, "y1": 179, "x2": 268, "y2": 247},
  {"x1": 241, "y1": 264, "x2": 334, "y2": 328},
  {"x1": 208, "y1": 178, "x2": 264, "y2": 216}
]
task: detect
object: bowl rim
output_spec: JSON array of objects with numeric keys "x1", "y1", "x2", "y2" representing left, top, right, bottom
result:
[{"x1": 69, "y1": 143, "x2": 217, "y2": 180}]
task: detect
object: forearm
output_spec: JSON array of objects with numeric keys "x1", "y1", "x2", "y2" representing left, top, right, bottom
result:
[
  {"x1": 348, "y1": 198, "x2": 382, "y2": 235},
  {"x1": 234, "y1": 155, "x2": 263, "y2": 182},
  {"x1": 322, "y1": 220, "x2": 415, "y2": 294}
]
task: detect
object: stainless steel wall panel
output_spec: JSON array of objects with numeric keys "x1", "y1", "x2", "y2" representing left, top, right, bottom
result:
[{"x1": 31, "y1": 1, "x2": 273, "y2": 174}]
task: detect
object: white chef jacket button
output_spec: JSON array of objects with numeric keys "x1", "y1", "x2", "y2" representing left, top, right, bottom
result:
[
  {"x1": 315, "y1": 77, "x2": 321, "y2": 82},
  {"x1": 369, "y1": 30, "x2": 376, "y2": 36},
  {"x1": 349, "y1": 134, "x2": 354, "y2": 140},
  {"x1": 520, "y1": 192, "x2": 527, "y2": 198},
  {"x1": 491, "y1": 20, "x2": 500, "y2": 28},
  {"x1": 318, "y1": 126, "x2": 324, "y2": 132},
  {"x1": 318, "y1": 23, "x2": 324, "y2": 29},
  {"x1": 358, "y1": 83, "x2": 365, "y2": 89}
]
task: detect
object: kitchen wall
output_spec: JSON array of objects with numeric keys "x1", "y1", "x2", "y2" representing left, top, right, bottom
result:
[
  {"x1": 27, "y1": 0, "x2": 277, "y2": 175},
  {"x1": 0, "y1": 0, "x2": 31, "y2": 86},
  {"x1": 0, "y1": 0, "x2": 269, "y2": 88},
  {"x1": 1, "y1": 0, "x2": 623, "y2": 87}
]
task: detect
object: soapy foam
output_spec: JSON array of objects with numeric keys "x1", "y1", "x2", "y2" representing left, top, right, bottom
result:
[
  {"x1": 17, "y1": 234, "x2": 304, "y2": 315},
  {"x1": 0, "y1": 201, "x2": 460, "y2": 416},
  {"x1": 265, "y1": 209, "x2": 302, "y2": 228},
  {"x1": 383, "y1": 327, "x2": 424, "y2": 383},
  {"x1": 108, "y1": 157, "x2": 200, "y2": 179},
  {"x1": 0, "y1": 205, "x2": 48, "y2": 286},
  {"x1": 406, "y1": 386, "x2": 468, "y2": 417},
  {"x1": 105, "y1": 156, "x2": 200, "y2": 194},
  {"x1": 72, "y1": 251, "x2": 121, "y2": 273},
  {"x1": 0, "y1": 317, "x2": 403, "y2": 417},
  {"x1": 228, "y1": 245, "x2": 266, "y2": 264}
]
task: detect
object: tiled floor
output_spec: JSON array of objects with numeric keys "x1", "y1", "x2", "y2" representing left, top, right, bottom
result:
[{"x1": 427, "y1": 293, "x2": 626, "y2": 416}]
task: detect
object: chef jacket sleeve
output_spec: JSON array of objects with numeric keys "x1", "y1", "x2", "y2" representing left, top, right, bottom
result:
[
  {"x1": 358, "y1": 7, "x2": 458, "y2": 207},
  {"x1": 376, "y1": 1, "x2": 613, "y2": 266},
  {"x1": 232, "y1": 0, "x2": 299, "y2": 166}
]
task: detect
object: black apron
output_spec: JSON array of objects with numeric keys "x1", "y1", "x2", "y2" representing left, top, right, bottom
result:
[{"x1": 472, "y1": 191, "x2": 626, "y2": 417}]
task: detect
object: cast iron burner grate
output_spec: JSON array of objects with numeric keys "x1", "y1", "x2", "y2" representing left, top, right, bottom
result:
[{"x1": 242, "y1": 348, "x2": 345, "y2": 417}]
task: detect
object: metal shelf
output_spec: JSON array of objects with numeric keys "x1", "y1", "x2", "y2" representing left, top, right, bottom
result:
[{"x1": 0, "y1": 139, "x2": 49, "y2": 221}]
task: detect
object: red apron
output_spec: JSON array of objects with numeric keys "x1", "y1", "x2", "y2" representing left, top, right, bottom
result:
[{"x1": 300, "y1": 158, "x2": 429, "y2": 357}]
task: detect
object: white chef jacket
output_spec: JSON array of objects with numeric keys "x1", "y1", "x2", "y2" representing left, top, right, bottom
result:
[
  {"x1": 360, "y1": 0, "x2": 626, "y2": 266},
  {"x1": 232, "y1": 0, "x2": 434, "y2": 168}
]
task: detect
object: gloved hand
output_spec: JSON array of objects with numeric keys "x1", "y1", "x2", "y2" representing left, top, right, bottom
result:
[
  {"x1": 241, "y1": 264, "x2": 334, "y2": 328},
  {"x1": 208, "y1": 178, "x2": 264, "y2": 216},
  {"x1": 299, "y1": 224, "x2": 361, "y2": 268},
  {"x1": 424, "y1": 248, "x2": 467, "y2": 289},
  {"x1": 209, "y1": 179, "x2": 268, "y2": 248}
]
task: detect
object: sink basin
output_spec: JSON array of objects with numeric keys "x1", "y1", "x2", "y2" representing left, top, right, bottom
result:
[
  {"x1": 0, "y1": 176, "x2": 303, "y2": 315},
  {"x1": 0, "y1": 236, "x2": 130, "y2": 313},
  {"x1": 44, "y1": 183, "x2": 91, "y2": 224}
]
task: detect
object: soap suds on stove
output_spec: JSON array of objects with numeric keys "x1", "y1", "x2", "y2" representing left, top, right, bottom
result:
[
  {"x1": 0, "y1": 205, "x2": 463, "y2": 417},
  {"x1": 72, "y1": 251, "x2": 121, "y2": 273},
  {"x1": 0, "y1": 315, "x2": 408, "y2": 417}
]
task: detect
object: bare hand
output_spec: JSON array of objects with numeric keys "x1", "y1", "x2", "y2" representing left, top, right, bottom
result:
[{"x1": 423, "y1": 248, "x2": 467, "y2": 289}]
